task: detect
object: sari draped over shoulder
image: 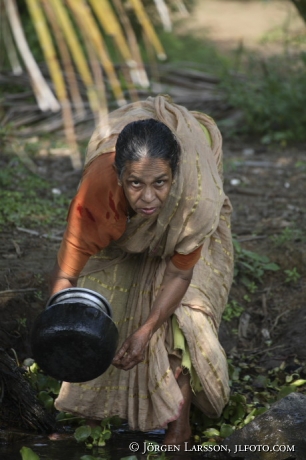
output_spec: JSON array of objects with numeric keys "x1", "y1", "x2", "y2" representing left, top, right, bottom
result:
[{"x1": 55, "y1": 95, "x2": 234, "y2": 430}]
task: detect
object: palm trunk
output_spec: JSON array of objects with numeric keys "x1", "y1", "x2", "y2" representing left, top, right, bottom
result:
[{"x1": 0, "y1": 349, "x2": 56, "y2": 432}]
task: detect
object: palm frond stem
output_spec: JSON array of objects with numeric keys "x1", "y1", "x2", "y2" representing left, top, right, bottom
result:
[
  {"x1": 4, "y1": 0, "x2": 60, "y2": 111},
  {"x1": 41, "y1": 0, "x2": 86, "y2": 119},
  {"x1": 112, "y1": 0, "x2": 150, "y2": 88},
  {"x1": 129, "y1": 0, "x2": 167, "y2": 60}
]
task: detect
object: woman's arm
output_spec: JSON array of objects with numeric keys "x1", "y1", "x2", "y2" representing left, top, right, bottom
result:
[
  {"x1": 48, "y1": 260, "x2": 79, "y2": 296},
  {"x1": 112, "y1": 260, "x2": 193, "y2": 370}
]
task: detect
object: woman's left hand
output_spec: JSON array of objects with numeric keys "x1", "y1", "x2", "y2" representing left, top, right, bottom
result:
[{"x1": 112, "y1": 327, "x2": 152, "y2": 371}]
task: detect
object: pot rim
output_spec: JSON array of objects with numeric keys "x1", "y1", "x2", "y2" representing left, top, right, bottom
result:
[{"x1": 46, "y1": 287, "x2": 113, "y2": 318}]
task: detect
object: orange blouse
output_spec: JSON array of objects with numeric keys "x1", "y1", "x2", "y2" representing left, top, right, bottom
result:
[{"x1": 57, "y1": 153, "x2": 202, "y2": 277}]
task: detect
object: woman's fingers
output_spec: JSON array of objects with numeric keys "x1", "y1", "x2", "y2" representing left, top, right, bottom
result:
[
  {"x1": 112, "y1": 344, "x2": 145, "y2": 370},
  {"x1": 112, "y1": 328, "x2": 149, "y2": 370},
  {"x1": 114, "y1": 341, "x2": 129, "y2": 360}
]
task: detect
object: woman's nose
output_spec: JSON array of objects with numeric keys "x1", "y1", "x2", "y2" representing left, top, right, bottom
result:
[{"x1": 141, "y1": 186, "x2": 155, "y2": 203}]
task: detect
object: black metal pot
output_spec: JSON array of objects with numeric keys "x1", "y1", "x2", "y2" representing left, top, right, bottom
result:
[{"x1": 31, "y1": 288, "x2": 119, "y2": 383}]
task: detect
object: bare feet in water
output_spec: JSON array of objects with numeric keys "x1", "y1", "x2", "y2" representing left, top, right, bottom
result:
[
  {"x1": 164, "y1": 420, "x2": 192, "y2": 445},
  {"x1": 164, "y1": 358, "x2": 192, "y2": 445}
]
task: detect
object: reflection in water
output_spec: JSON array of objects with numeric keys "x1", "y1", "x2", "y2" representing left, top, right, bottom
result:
[
  {"x1": 0, "y1": 429, "x2": 212, "y2": 460},
  {"x1": 0, "y1": 430, "x2": 164, "y2": 460}
]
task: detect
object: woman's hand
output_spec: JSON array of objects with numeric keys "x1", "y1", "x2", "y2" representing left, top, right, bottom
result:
[
  {"x1": 113, "y1": 260, "x2": 193, "y2": 372},
  {"x1": 112, "y1": 327, "x2": 152, "y2": 371}
]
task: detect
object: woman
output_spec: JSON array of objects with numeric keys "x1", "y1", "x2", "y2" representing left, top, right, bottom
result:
[{"x1": 49, "y1": 95, "x2": 233, "y2": 444}]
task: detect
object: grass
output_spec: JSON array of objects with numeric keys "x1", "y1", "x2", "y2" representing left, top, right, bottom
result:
[
  {"x1": 221, "y1": 51, "x2": 306, "y2": 143},
  {"x1": 156, "y1": 29, "x2": 230, "y2": 74},
  {"x1": 0, "y1": 153, "x2": 70, "y2": 230}
]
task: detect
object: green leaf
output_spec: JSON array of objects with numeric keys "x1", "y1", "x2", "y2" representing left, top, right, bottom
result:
[
  {"x1": 46, "y1": 377, "x2": 61, "y2": 394},
  {"x1": 38, "y1": 391, "x2": 54, "y2": 411},
  {"x1": 231, "y1": 367, "x2": 241, "y2": 381},
  {"x1": 90, "y1": 426, "x2": 102, "y2": 440},
  {"x1": 291, "y1": 379, "x2": 306, "y2": 387},
  {"x1": 36, "y1": 374, "x2": 48, "y2": 391},
  {"x1": 74, "y1": 425, "x2": 92, "y2": 442},
  {"x1": 201, "y1": 440, "x2": 217, "y2": 446},
  {"x1": 253, "y1": 407, "x2": 268, "y2": 417},
  {"x1": 277, "y1": 385, "x2": 296, "y2": 399},
  {"x1": 239, "y1": 261, "x2": 255, "y2": 272},
  {"x1": 244, "y1": 408, "x2": 256, "y2": 425},
  {"x1": 263, "y1": 263, "x2": 280, "y2": 271},
  {"x1": 29, "y1": 362, "x2": 40, "y2": 373},
  {"x1": 203, "y1": 427, "x2": 220, "y2": 437},
  {"x1": 231, "y1": 394, "x2": 247, "y2": 404},
  {"x1": 20, "y1": 447, "x2": 40, "y2": 460},
  {"x1": 55, "y1": 412, "x2": 66, "y2": 421},
  {"x1": 220, "y1": 424, "x2": 234, "y2": 438},
  {"x1": 102, "y1": 430, "x2": 112, "y2": 440}
]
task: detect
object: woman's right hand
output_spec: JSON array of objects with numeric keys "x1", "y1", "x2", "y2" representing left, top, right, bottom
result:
[
  {"x1": 112, "y1": 326, "x2": 152, "y2": 371},
  {"x1": 48, "y1": 261, "x2": 78, "y2": 296}
]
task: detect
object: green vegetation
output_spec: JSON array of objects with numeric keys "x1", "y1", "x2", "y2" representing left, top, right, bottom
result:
[
  {"x1": 20, "y1": 447, "x2": 40, "y2": 460},
  {"x1": 160, "y1": 20, "x2": 306, "y2": 145},
  {"x1": 191, "y1": 358, "x2": 306, "y2": 445},
  {"x1": 222, "y1": 238, "x2": 280, "y2": 323},
  {"x1": 0, "y1": 154, "x2": 70, "y2": 230},
  {"x1": 232, "y1": 238, "x2": 280, "y2": 289},
  {"x1": 74, "y1": 419, "x2": 113, "y2": 448},
  {"x1": 284, "y1": 267, "x2": 301, "y2": 284},
  {"x1": 222, "y1": 53, "x2": 306, "y2": 143},
  {"x1": 271, "y1": 226, "x2": 304, "y2": 246},
  {"x1": 222, "y1": 300, "x2": 244, "y2": 322},
  {"x1": 23, "y1": 355, "x2": 306, "y2": 457},
  {"x1": 26, "y1": 361, "x2": 61, "y2": 413},
  {"x1": 157, "y1": 29, "x2": 229, "y2": 74}
]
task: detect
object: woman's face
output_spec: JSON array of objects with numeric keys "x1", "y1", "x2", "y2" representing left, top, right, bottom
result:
[{"x1": 121, "y1": 158, "x2": 173, "y2": 218}]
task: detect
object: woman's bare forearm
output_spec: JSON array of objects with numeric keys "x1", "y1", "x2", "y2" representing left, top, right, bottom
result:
[
  {"x1": 112, "y1": 260, "x2": 193, "y2": 370},
  {"x1": 141, "y1": 260, "x2": 193, "y2": 337},
  {"x1": 48, "y1": 260, "x2": 78, "y2": 296}
]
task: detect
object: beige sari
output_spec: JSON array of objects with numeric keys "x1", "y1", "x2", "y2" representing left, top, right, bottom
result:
[{"x1": 55, "y1": 95, "x2": 234, "y2": 431}]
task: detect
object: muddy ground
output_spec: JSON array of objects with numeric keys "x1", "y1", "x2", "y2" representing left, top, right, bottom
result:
[{"x1": 0, "y1": 139, "x2": 305, "y2": 373}]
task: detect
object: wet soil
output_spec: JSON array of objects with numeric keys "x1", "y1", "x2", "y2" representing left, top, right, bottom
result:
[{"x1": 220, "y1": 141, "x2": 306, "y2": 368}]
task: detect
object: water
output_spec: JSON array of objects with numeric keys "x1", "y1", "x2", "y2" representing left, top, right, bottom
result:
[
  {"x1": 0, "y1": 429, "x2": 227, "y2": 459},
  {"x1": 0, "y1": 429, "x2": 168, "y2": 460}
]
